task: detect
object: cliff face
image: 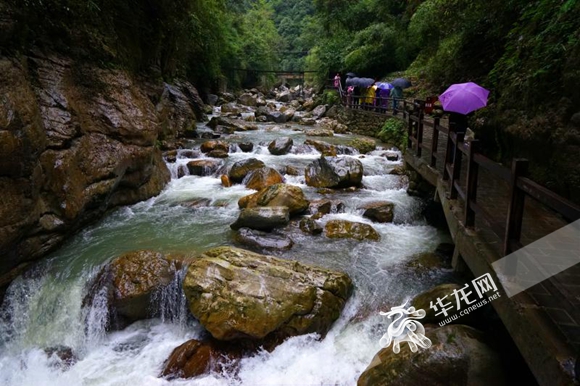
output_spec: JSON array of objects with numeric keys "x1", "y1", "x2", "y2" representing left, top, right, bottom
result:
[{"x1": 0, "y1": 51, "x2": 204, "y2": 295}]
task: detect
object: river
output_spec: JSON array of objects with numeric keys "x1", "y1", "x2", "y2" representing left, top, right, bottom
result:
[{"x1": 0, "y1": 110, "x2": 453, "y2": 385}]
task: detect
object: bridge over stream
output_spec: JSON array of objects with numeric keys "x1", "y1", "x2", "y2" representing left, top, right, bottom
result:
[{"x1": 330, "y1": 87, "x2": 580, "y2": 385}]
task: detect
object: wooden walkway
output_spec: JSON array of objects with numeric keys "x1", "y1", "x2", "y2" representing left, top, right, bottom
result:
[{"x1": 400, "y1": 106, "x2": 580, "y2": 385}]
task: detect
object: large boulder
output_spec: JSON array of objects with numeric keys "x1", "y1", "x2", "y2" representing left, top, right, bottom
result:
[
  {"x1": 357, "y1": 325, "x2": 505, "y2": 386},
  {"x1": 266, "y1": 111, "x2": 287, "y2": 124},
  {"x1": 311, "y1": 104, "x2": 327, "y2": 119},
  {"x1": 238, "y1": 183, "x2": 309, "y2": 215},
  {"x1": 238, "y1": 142, "x2": 254, "y2": 153},
  {"x1": 268, "y1": 137, "x2": 293, "y2": 155},
  {"x1": 305, "y1": 128, "x2": 334, "y2": 137},
  {"x1": 324, "y1": 220, "x2": 380, "y2": 241},
  {"x1": 182, "y1": 247, "x2": 353, "y2": 344},
  {"x1": 234, "y1": 227, "x2": 294, "y2": 251},
  {"x1": 230, "y1": 207, "x2": 290, "y2": 231},
  {"x1": 305, "y1": 156, "x2": 363, "y2": 188},
  {"x1": 359, "y1": 202, "x2": 395, "y2": 223},
  {"x1": 186, "y1": 160, "x2": 221, "y2": 176},
  {"x1": 85, "y1": 250, "x2": 177, "y2": 327},
  {"x1": 220, "y1": 103, "x2": 241, "y2": 115},
  {"x1": 276, "y1": 90, "x2": 292, "y2": 103},
  {"x1": 229, "y1": 158, "x2": 265, "y2": 183},
  {"x1": 244, "y1": 167, "x2": 284, "y2": 191}
]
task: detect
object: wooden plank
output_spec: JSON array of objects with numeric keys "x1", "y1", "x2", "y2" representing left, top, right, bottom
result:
[
  {"x1": 430, "y1": 118, "x2": 440, "y2": 167},
  {"x1": 473, "y1": 154, "x2": 511, "y2": 182},
  {"x1": 471, "y1": 201, "x2": 507, "y2": 238},
  {"x1": 465, "y1": 140, "x2": 480, "y2": 227},
  {"x1": 517, "y1": 177, "x2": 580, "y2": 222},
  {"x1": 449, "y1": 132, "x2": 465, "y2": 199}
]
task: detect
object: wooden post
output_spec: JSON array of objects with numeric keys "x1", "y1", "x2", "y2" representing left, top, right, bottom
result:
[
  {"x1": 407, "y1": 109, "x2": 414, "y2": 151},
  {"x1": 430, "y1": 117, "x2": 440, "y2": 167},
  {"x1": 504, "y1": 159, "x2": 529, "y2": 257},
  {"x1": 443, "y1": 122, "x2": 455, "y2": 181},
  {"x1": 449, "y1": 131, "x2": 465, "y2": 199},
  {"x1": 464, "y1": 139, "x2": 479, "y2": 227},
  {"x1": 417, "y1": 101, "x2": 425, "y2": 157}
]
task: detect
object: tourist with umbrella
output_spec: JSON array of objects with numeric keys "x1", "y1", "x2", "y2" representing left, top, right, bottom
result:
[
  {"x1": 389, "y1": 78, "x2": 411, "y2": 113},
  {"x1": 438, "y1": 82, "x2": 489, "y2": 131}
]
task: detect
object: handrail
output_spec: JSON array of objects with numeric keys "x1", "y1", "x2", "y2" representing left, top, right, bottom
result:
[{"x1": 404, "y1": 101, "x2": 580, "y2": 258}]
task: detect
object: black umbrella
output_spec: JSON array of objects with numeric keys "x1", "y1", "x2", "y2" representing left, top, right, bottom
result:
[
  {"x1": 346, "y1": 72, "x2": 357, "y2": 77},
  {"x1": 391, "y1": 78, "x2": 412, "y2": 89},
  {"x1": 346, "y1": 77, "x2": 375, "y2": 88}
]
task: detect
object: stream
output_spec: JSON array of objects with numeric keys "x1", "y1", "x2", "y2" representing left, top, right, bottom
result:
[{"x1": 0, "y1": 109, "x2": 454, "y2": 386}]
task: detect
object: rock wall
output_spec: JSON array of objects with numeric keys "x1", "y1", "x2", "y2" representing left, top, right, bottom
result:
[
  {"x1": 0, "y1": 52, "x2": 204, "y2": 297},
  {"x1": 326, "y1": 105, "x2": 388, "y2": 136}
]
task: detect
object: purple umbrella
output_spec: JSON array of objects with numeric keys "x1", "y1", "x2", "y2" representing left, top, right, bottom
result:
[{"x1": 438, "y1": 82, "x2": 490, "y2": 115}]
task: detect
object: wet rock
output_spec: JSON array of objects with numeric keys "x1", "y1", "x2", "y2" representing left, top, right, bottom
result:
[
  {"x1": 411, "y1": 284, "x2": 463, "y2": 324},
  {"x1": 324, "y1": 220, "x2": 380, "y2": 241},
  {"x1": 244, "y1": 167, "x2": 284, "y2": 191},
  {"x1": 305, "y1": 128, "x2": 334, "y2": 137},
  {"x1": 220, "y1": 103, "x2": 241, "y2": 114},
  {"x1": 405, "y1": 252, "x2": 449, "y2": 276},
  {"x1": 229, "y1": 158, "x2": 265, "y2": 183},
  {"x1": 177, "y1": 166, "x2": 187, "y2": 179},
  {"x1": 389, "y1": 165, "x2": 407, "y2": 175},
  {"x1": 349, "y1": 138, "x2": 376, "y2": 154},
  {"x1": 357, "y1": 325, "x2": 505, "y2": 386},
  {"x1": 238, "y1": 183, "x2": 309, "y2": 215},
  {"x1": 221, "y1": 175, "x2": 232, "y2": 187},
  {"x1": 200, "y1": 140, "x2": 229, "y2": 154},
  {"x1": 266, "y1": 111, "x2": 287, "y2": 124},
  {"x1": 160, "y1": 339, "x2": 242, "y2": 380},
  {"x1": 304, "y1": 139, "x2": 337, "y2": 156},
  {"x1": 268, "y1": 137, "x2": 293, "y2": 155},
  {"x1": 281, "y1": 108, "x2": 296, "y2": 122},
  {"x1": 309, "y1": 199, "x2": 332, "y2": 216},
  {"x1": 207, "y1": 116, "x2": 249, "y2": 132},
  {"x1": 238, "y1": 93, "x2": 257, "y2": 107},
  {"x1": 359, "y1": 202, "x2": 395, "y2": 223},
  {"x1": 44, "y1": 346, "x2": 77, "y2": 369},
  {"x1": 319, "y1": 118, "x2": 348, "y2": 134},
  {"x1": 238, "y1": 142, "x2": 254, "y2": 152},
  {"x1": 234, "y1": 227, "x2": 294, "y2": 251},
  {"x1": 180, "y1": 198, "x2": 212, "y2": 208},
  {"x1": 302, "y1": 98, "x2": 315, "y2": 111},
  {"x1": 182, "y1": 246, "x2": 353, "y2": 344},
  {"x1": 186, "y1": 160, "x2": 221, "y2": 176},
  {"x1": 305, "y1": 156, "x2": 363, "y2": 189},
  {"x1": 207, "y1": 94, "x2": 218, "y2": 106},
  {"x1": 300, "y1": 117, "x2": 317, "y2": 126},
  {"x1": 207, "y1": 149, "x2": 229, "y2": 158},
  {"x1": 231, "y1": 207, "x2": 290, "y2": 231},
  {"x1": 435, "y1": 243, "x2": 455, "y2": 264},
  {"x1": 300, "y1": 217, "x2": 323, "y2": 235},
  {"x1": 381, "y1": 151, "x2": 400, "y2": 161},
  {"x1": 85, "y1": 250, "x2": 177, "y2": 327},
  {"x1": 312, "y1": 105, "x2": 327, "y2": 119},
  {"x1": 282, "y1": 165, "x2": 301, "y2": 176},
  {"x1": 276, "y1": 90, "x2": 292, "y2": 103}
]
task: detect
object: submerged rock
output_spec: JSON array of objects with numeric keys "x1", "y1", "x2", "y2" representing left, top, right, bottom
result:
[
  {"x1": 160, "y1": 339, "x2": 242, "y2": 380},
  {"x1": 238, "y1": 183, "x2": 309, "y2": 215},
  {"x1": 324, "y1": 220, "x2": 380, "y2": 241},
  {"x1": 229, "y1": 158, "x2": 265, "y2": 183},
  {"x1": 359, "y1": 201, "x2": 395, "y2": 223},
  {"x1": 182, "y1": 246, "x2": 353, "y2": 345},
  {"x1": 234, "y1": 227, "x2": 294, "y2": 251},
  {"x1": 357, "y1": 325, "x2": 505, "y2": 386},
  {"x1": 44, "y1": 346, "x2": 77, "y2": 369},
  {"x1": 230, "y1": 207, "x2": 290, "y2": 231},
  {"x1": 304, "y1": 139, "x2": 337, "y2": 156},
  {"x1": 238, "y1": 142, "x2": 254, "y2": 152},
  {"x1": 299, "y1": 217, "x2": 324, "y2": 235},
  {"x1": 221, "y1": 175, "x2": 232, "y2": 187},
  {"x1": 268, "y1": 137, "x2": 294, "y2": 155},
  {"x1": 244, "y1": 167, "x2": 284, "y2": 191},
  {"x1": 305, "y1": 156, "x2": 363, "y2": 189}
]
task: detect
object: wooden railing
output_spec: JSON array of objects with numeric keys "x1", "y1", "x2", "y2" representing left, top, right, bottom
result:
[{"x1": 406, "y1": 101, "x2": 580, "y2": 257}]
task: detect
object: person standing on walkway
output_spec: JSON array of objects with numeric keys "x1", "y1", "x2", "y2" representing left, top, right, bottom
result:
[
  {"x1": 334, "y1": 73, "x2": 341, "y2": 89},
  {"x1": 391, "y1": 86, "x2": 403, "y2": 113}
]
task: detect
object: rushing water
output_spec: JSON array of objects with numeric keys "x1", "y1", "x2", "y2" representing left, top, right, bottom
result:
[{"x1": 0, "y1": 115, "x2": 454, "y2": 386}]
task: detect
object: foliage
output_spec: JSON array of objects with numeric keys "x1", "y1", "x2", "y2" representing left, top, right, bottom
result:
[{"x1": 376, "y1": 118, "x2": 407, "y2": 150}]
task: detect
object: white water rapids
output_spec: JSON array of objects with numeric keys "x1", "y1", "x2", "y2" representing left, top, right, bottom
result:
[{"x1": 0, "y1": 119, "x2": 454, "y2": 386}]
